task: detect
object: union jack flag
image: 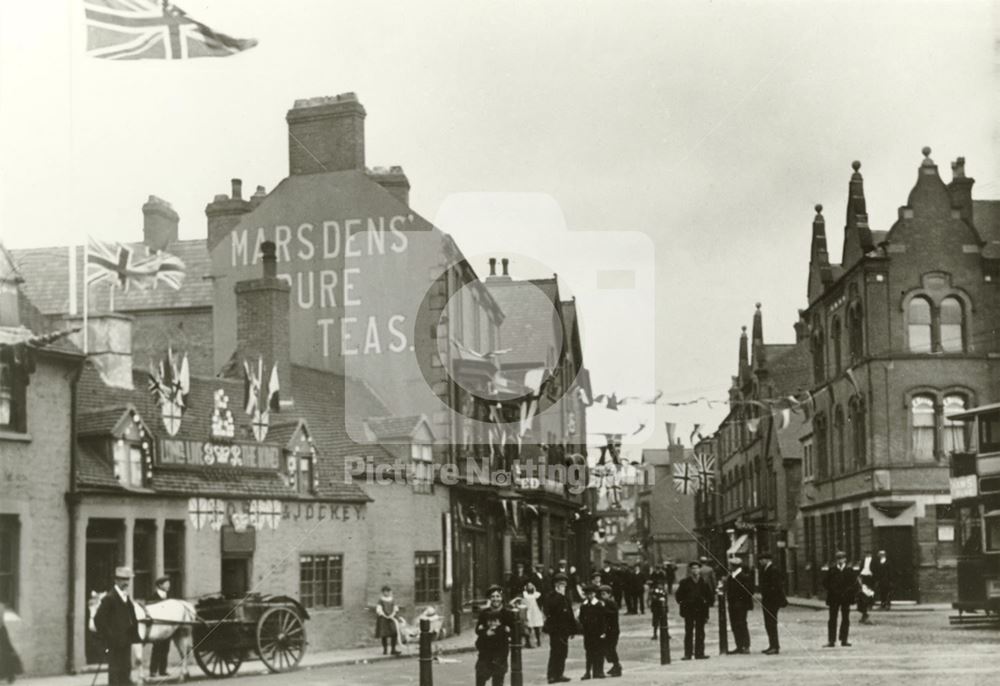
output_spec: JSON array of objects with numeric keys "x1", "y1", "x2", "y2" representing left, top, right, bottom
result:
[
  {"x1": 86, "y1": 236, "x2": 186, "y2": 291},
  {"x1": 85, "y1": 0, "x2": 257, "y2": 60},
  {"x1": 692, "y1": 453, "x2": 716, "y2": 492},
  {"x1": 673, "y1": 462, "x2": 698, "y2": 495}
]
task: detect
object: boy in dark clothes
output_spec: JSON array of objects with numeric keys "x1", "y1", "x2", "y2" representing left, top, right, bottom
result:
[
  {"x1": 649, "y1": 578, "x2": 669, "y2": 640},
  {"x1": 475, "y1": 607, "x2": 512, "y2": 686},
  {"x1": 577, "y1": 584, "x2": 606, "y2": 680},
  {"x1": 599, "y1": 584, "x2": 623, "y2": 677}
]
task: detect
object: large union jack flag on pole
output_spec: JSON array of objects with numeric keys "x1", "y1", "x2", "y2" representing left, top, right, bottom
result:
[
  {"x1": 85, "y1": 0, "x2": 258, "y2": 60},
  {"x1": 673, "y1": 462, "x2": 698, "y2": 495},
  {"x1": 87, "y1": 236, "x2": 186, "y2": 291},
  {"x1": 692, "y1": 452, "x2": 716, "y2": 492}
]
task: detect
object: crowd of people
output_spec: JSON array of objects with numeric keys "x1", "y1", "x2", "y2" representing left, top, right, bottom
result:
[{"x1": 470, "y1": 549, "x2": 895, "y2": 685}]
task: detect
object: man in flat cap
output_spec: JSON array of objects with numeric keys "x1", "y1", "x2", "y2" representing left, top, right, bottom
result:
[
  {"x1": 725, "y1": 556, "x2": 754, "y2": 654},
  {"x1": 543, "y1": 573, "x2": 575, "y2": 683},
  {"x1": 93, "y1": 567, "x2": 140, "y2": 685},
  {"x1": 598, "y1": 584, "x2": 623, "y2": 677},
  {"x1": 577, "y1": 584, "x2": 605, "y2": 679},
  {"x1": 675, "y1": 560, "x2": 713, "y2": 660},
  {"x1": 758, "y1": 552, "x2": 786, "y2": 655},
  {"x1": 475, "y1": 585, "x2": 515, "y2": 686},
  {"x1": 147, "y1": 576, "x2": 172, "y2": 677},
  {"x1": 823, "y1": 551, "x2": 859, "y2": 648}
]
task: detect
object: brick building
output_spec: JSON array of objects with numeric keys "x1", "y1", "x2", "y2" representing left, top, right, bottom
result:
[
  {"x1": 635, "y1": 445, "x2": 698, "y2": 565},
  {"x1": 1, "y1": 246, "x2": 85, "y2": 675},
  {"x1": 796, "y1": 150, "x2": 1000, "y2": 602}
]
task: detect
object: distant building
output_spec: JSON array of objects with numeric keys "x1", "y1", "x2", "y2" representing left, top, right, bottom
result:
[{"x1": 635, "y1": 445, "x2": 698, "y2": 565}]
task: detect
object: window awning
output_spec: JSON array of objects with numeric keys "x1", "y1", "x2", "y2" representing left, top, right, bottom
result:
[{"x1": 727, "y1": 533, "x2": 750, "y2": 556}]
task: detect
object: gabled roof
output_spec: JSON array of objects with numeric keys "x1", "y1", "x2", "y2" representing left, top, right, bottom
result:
[
  {"x1": 9, "y1": 238, "x2": 212, "y2": 315},
  {"x1": 365, "y1": 415, "x2": 433, "y2": 441},
  {"x1": 486, "y1": 277, "x2": 561, "y2": 366},
  {"x1": 974, "y1": 200, "x2": 1000, "y2": 243}
]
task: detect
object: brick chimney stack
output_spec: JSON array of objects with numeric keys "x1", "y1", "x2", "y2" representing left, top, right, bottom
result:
[
  {"x1": 206, "y1": 178, "x2": 253, "y2": 251},
  {"x1": 142, "y1": 195, "x2": 179, "y2": 253},
  {"x1": 287, "y1": 93, "x2": 366, "y2": 175},
  {"x1": 486, "y1": 257, "x2": 513, "y2": 282},
  {"x1": 234, "y1": 241, "x2": 292, "y2": 406},
  {"x1": 367, "y1": 165, "x2": 410, "y2": 206},
  {"x1": 947, "y1": 157, "x2": 975, "y2": 224}
]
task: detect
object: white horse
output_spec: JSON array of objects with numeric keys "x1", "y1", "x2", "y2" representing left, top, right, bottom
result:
[{"x1": 88, "y1": 591, "x2": 196, "y2": 682}]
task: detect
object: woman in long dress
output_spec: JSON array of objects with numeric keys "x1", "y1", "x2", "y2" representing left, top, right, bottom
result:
[
  {"x1": 522, "y1": 581, "x2": 545, "y2": 648},
  {"x1": 374, "y1": 586, "x2": 401, "y2": 656}
]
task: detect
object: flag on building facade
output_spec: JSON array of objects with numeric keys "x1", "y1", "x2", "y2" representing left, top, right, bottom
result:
[
  {"x1": 148, "y1": 347, "x2": 190, "y2": 436},
  {"x1": 673, "y1": 461, "x2": 698, "y2": 495},
  {"x1": 85, "y1": 0, "x2": 258, "y2": 61},
  {"x1": 692, "y1": 452, "x2": 716, "y2": 492}
]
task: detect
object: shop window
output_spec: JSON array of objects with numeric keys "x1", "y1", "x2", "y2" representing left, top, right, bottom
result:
[
  {"x1": 911, "y1": 395, "x2": 936, "y2": 461},
  {"x1": 984, "y1": 513, "x2": 1000, "y2": 553},
  {"x1": 163, "y1": 520, "x2": 184, "y2": 596},
  {"x1": 299, "y1": 554, "x2": 343, "y2": 608},
  {"x1": 414, "y1": 552, "x2": 441, "y2": 603},
  {"x1": 939, "y1": 297, "x2": 965, "y2": 353},
  {"x1": 0, "y1": 515, "x2": 18, "y2": 610},
  {"x1": 907, "y1": 297, "x2": 933, "y2": 353},
  {"x1": 942, "y1": 395, "x2": 969, "y2": 455},
  {"x1": 958, "y1": 506, "x2": 982, "y2": 555},
  {"x1": 980, "y1": 410, "x2": 1000, "y2": 454}
]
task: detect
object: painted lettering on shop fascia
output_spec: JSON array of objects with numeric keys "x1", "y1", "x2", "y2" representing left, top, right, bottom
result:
[{"x1": 230, "y1": 215, "x2": 414, "y2": 359}]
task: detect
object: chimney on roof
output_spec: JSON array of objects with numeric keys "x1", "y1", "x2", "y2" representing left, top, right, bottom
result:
[
  {"x1": 502, "y1": 258, "x2": 509, "y2": 277},
  {"x1": 206, "y1": 178, "x2": 253, "y2": 252},
  {"x1": 142, "y1": 195, "x2": 179, "y2": 253},
  {"x1": 947, "y1": 156, "x2": 975, "y2": 224},
  {"x1": 367, "y1": 166, "x2": 410, "y2": 206},
  {"x1": 68, "y1": 313, "x2": 134, "y2": 389},
  {"x1": 489, "y1": 258, "x2": 497, "y2": 276},
  {"x1": 486, "y1": 257, "x2": 513, "y2": 282},
  {"x1": 287, "y1": 93, "x2": 366, "y2": 175},
  {"x1": 249, "y1": 185, "x2": 267, "y2": 209},
  {"x1": 234, "y1": 240, "x2": 292, "y2": 407}
]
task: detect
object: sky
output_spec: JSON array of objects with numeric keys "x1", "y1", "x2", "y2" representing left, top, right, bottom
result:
[{"x1": 0, "y1": 0, "x2": 997, "y2": 460}]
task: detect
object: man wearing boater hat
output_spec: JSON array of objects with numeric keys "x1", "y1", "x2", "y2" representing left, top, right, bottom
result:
[
  {"x1": 93, "y1": 567, "x2": 140, "y2": 686},
  {"x1": 148, "y1": 575, "x2": 172, "y2": 677}
]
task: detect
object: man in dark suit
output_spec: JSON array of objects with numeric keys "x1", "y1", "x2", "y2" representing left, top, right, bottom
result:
[
  {"x1": 148, "y1": 576, "x2": 172, "y2": 677},
  {"x1": 758, "y1": 552, "x2": 786, "y2": 655},
  {"x1": 675, "y1": 560, "x2": 714, "y2": 660},
  {"x1": 93, "y1": 566, "x2": 140, "y2": 686},
  {"x1": 578, "y1": 584, "x2": 606, "y2": 680},
  {"x1": 632, "y1": 563, "x2": 648, "y2": 615},
  {"x1": 823, "y1": 551, "x2": 859, "y2": 647},
  {"x1": 543, "y1": 573, "x2": 576, "y2": 684},
  {"x1": 507, "y1": 562, "x2": 527, "y2": 600},
  {"x1": 871, "y1": 550, "x2": 892, "y2": 610},
  {"x1": 725, "y1": 556, "x2": 754, "y2": 654},
  {"x1": 530, "y1": 564, "x2": 549, "y2": 597}
]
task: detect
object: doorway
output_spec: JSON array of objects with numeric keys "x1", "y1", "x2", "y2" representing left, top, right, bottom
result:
[
  {"x1": 877, "y1": 526, "x2": 916, "y2": 601},
  {"x1": 85, "y1": 519, "x2": 123, "y2": 664},
  {"x1": 221, "y1": 556, "x2": 251, "y2": 598}
]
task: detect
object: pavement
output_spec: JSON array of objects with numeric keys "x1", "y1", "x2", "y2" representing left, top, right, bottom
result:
[{"x1": 13, "y1": 598, "x2": 979, "y2": 686}]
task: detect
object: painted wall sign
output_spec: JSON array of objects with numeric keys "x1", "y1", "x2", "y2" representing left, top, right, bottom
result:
[
  {"x1": 282, "y1": 501, "x2": 365, "y2": 522},
  {"x1": 160, "y1": 439, "x2": 280, "y2": 469}
]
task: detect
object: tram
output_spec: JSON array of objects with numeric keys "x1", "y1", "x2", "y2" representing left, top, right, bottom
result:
[{"x1": 947, "y1": 402, "x2": 1000, "y2": 617}]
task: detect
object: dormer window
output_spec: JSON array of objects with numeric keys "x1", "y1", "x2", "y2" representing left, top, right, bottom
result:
[
  {"x1": 114, "y1": 438, "x2": 146, "y2": 488},
  {"x1": 0, "y1": 346, "x2": 27, "y2": 434},
  {"x1": 411, "y1": 442, "x2": 433, "y2": 494}
]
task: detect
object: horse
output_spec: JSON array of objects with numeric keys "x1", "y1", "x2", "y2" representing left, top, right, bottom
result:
[{"x1": 87, "y1": 591, "x2": 196, "y2": 682}]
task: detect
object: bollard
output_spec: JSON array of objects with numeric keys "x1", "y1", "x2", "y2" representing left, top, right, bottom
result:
[
  {"x1": 510, "y1": 617, "x2": 523, "y2": 686},
  {"x1": 658, "y1": 608, "x2": 671, "y2": 665},
  {"x1": 717, "y1": 593, "x2": 728, "y2": 655},
  {"x1": 419, "y1": 618, "x2": 433, "y2": 686}
]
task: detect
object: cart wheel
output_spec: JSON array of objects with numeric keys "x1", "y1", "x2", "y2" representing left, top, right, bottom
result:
[
  {"x1": 193, "y1": 644, "x2": 243, "y2": 678},
  {"x1": 257, "y1": 606, "x2": 307, "y2": 673}
]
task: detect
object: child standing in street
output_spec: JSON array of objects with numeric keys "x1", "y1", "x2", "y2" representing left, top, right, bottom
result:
[
  {"x1": 578, "y1": 584, "x2": 606, "y2": 680},
  {"x1": 475, "y1": 608, "x2": 511, "y2": 686},
  {"x1": 649, "y1": 578, "x2": 668, "y2": 640},
  {"x1": 521, "y1": 581, "x2": 544, "y2": 648},
  {"x1": 599, "y1": 584, "x2": 623, "y2": 677},
  {"x1": 374, "y1": 586, "x2": 401, "y2": 656}
]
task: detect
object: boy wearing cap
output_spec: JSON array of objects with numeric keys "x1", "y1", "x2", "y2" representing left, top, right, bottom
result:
[
  {"x1": 475, "y1": 607, "x2": 511, "y2": 686},
  {"x1": 599, "y1": 585, "x2": 623, "y2": 677},
  {"x1": 93, "y1": 567, "x2": 140, "y2": 686},
  {"x1": 577, "y1": 584, "x2": 606, "y2": 679},
  {"x1": 823, "y1": 551, "x2": 859, "y2": 647},
  {"x1": 148, "y1": 576, "x2": 172, "y2": 677},
  {"x1": 649, "y1": 577, "x2": 669, "y2": 640}
]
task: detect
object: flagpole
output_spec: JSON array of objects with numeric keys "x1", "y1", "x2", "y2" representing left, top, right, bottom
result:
[{"x1": 82, "y1": 240, "x2": 88, "y2": 354}]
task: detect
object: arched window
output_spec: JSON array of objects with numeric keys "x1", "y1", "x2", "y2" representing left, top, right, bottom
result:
[
  {"x1": 940, "y1": 297, "x2": 965, "y2": 353},
  {"x1": 834, "y1": 406, "x2": 846, "y2": 474},
  {"x1": 831, "y1": 317, "x2": 843, "y2": 374},
  {"x1": 908, "y1": 298, "x2": 932, "y2": 353},
  {"x1": 848, "y1": 303, "x2": 864, "y2": 363},
  {"x1": 851, "y1": 396, "x2": 867, "y2": 467},
  {"x1": 911, "y1": 394, "x2": 936, "y2": 461},
  {"x1": 942, "y1": 394, "x2": 969, "y2": 454},
  {"x1": 812, "y1": 328, "x2": 825, "y2": 383}
]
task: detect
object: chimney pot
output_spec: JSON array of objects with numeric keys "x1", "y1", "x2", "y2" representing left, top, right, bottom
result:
[
  {"x1": 261, "y1": 240, "x2": 277, "y2": 277},
  {"x1": 502, "y1": 258, "x2": 509, "y2": 276},
  {"x1": 231, "y1": 178, "x2": 243, "y2": 200},
  {"x1": 142, "y1": 195, "x2": 179, "y2": 253},
  {"x1": 287, "y1": 93, "x2": 366, "y2": 175},
  {"x1": 489, "y1": 258, "x2": 497, "y2": 276}
]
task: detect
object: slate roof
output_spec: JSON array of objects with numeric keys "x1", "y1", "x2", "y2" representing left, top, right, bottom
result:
[
  {"x1": 8, "y1": 238, "x2": 212, "y2": 315},
  {"x1": 365, "y1": 415, "x2": 426, "y2": 440},
  {"x1": 974, "y1": 200, "x2": 1000, "y2": 243},
  {"x1": 486, "y1": 277, "x2": 561, "y2": 366},
  {"x1": 78, "y1": 443, "x2": 123, "y2": 491}
]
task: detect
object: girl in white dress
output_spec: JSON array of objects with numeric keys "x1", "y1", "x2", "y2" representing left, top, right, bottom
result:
[{"x1": 522, "y1": 581, "x2": 545, "y2": 648}]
